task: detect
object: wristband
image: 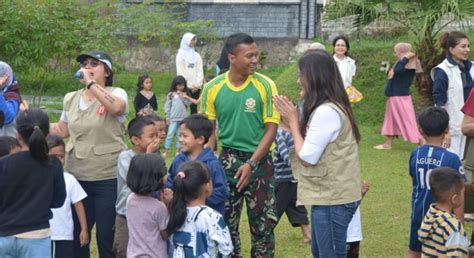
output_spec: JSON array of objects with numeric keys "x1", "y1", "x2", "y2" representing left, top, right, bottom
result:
[
  {"x1": 245, "y1": 159, "x2": 258, "y2": 172},
  {"x1": 87, "y1": 81, "x2": 96, "y2": 90}
]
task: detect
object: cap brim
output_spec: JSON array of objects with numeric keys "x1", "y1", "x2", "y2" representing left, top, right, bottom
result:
[{"x1": 76, "y1": 54, "x2": 98, "y2": 63}]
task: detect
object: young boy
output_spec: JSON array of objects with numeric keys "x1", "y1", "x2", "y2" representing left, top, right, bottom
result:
[
  {"x1": 46, "y1": 134, "x2": 89, "y2": 258},
  {"x1": 273, "y1": 126, "x2": 311, "y2": 243},
  {"x1": 418, "y1": 167, "x2": 469, "y2": 257},
  {"x1": 0, "y1": 136, "x2": 19, "y2": 157},
  {"x1": 146, "y1": 113, "x2": 167, "y2": 155},
  {"x1": 166, "y1": 114, "x2": 228, "y2": 215},
  {"x1": 408, "y1": 107, "x2": 466, "y2": 258},
  {"x1": 114, "y1": 116, "x2": 161, "y2": 258}
]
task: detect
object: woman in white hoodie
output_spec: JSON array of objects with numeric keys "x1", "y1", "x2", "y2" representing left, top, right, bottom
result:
[{"x1": 176, "y1": 32, "x2": 204, "y2": 114}]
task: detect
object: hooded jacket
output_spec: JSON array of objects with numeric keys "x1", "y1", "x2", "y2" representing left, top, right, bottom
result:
[{"x1": 166, "y1": 147, "x2": 228, "y2": 215}]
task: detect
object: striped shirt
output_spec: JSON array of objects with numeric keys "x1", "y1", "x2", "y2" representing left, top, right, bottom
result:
[
  {"x1": 418, "y1": 204, "x2": 469, "y2": 257},
  {"x1": 273, "y1": 128, "x2": 295, "y2": 183}
]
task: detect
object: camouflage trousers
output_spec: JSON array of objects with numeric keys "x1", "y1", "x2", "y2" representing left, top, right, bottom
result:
[{"x1": 220, "y1": 147, "x2": 277, "y2": 258}]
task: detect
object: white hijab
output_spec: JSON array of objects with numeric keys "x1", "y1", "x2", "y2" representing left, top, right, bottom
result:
[{"x1": 178, "y1": 32, "x2": 197, "y2": 66}]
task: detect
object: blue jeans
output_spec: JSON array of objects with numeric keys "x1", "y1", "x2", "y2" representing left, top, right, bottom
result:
[
  {"x1": 165, "y1": 121, "x2": 181, "y2": 149},
  {"x1": 72, "y1": 179, "x2": 117, "y2": 258},
  {"x1": 0, "y1": 236, "x2": 51, "y2": 258},
  {"x1": 310, "y1": 201, "x2": 360, "y2": 258}
]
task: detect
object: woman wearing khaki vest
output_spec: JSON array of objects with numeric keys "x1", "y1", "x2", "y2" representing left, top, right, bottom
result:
[
  {"x1": 274, "y1": 50, "x2": 362, "y2": 258},
  {"x1": 51, "y1": 51, "x2": 128, "y2": 258}
]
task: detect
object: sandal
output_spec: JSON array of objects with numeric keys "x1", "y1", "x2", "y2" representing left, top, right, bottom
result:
[{"x1": 373, "y1": 144, "x2": 392, "y2": 150}]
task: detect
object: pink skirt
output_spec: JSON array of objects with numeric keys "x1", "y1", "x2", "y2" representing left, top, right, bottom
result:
[{"x1": 381, "y1": 96, "x2": 421, "y2": 143}]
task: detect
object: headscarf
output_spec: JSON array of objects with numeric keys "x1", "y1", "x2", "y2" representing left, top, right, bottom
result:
[
  {"x1": 178, "y1": 32, "x2": 197, "y2": 66},
  {"x1": 388, "y1": 43, "x2": 423, "y2": 79}
]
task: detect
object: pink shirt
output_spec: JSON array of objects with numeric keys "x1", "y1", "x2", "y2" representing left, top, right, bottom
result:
[{"x1": 126, "y1": 193, "x2": 168, "y2": 258}]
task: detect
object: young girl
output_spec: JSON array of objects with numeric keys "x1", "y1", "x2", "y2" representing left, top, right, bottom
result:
[
  {"x1": 0, "y1": 109, "x2": 66, "y2": 257},
  {"x1": 133, "y1": 74, "x2": 157, "y2": 116},
  {"x1": 167, "y1": 161, "x2": 233, "y2": 257},
  {"x1": 164, "y1": 75, "x2": 191, "y2": 157},
  {"x1": 126, "y1": 153, "x2": 168, "y2": 258},
  {"x1": 47, "y1": 134, "x2": 89, "y2": 258}
]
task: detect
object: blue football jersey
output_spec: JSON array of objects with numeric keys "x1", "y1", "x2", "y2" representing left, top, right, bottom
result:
[{"x1": 409, "y1": 145, "x2": 465, "y2": 224}]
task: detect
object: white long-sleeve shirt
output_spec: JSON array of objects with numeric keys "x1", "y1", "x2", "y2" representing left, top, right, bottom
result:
[
  {"x1": 299, "y1": 105, "x2": 342, "y2": 165},
  {"x1": 334, "y1": 55, "x2": 356, "y2": 89},
  {"x1": 176, "y1": 51, "x2": 204, "y2": 90}
]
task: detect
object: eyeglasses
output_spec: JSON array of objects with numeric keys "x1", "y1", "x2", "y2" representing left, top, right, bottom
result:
[{"x1": 80, "y1": 60, "x2": 100, "y2": 68}]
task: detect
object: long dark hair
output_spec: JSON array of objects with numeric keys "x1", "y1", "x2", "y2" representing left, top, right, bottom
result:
[
  {"x1": 16, "y1": 109, "x2": 50, "y2": 162},
  {"x1": 298, "y1": 50, "x2": 361, "y2": 143},
  {"x1": 168, "y1": 75, "x2": 189, "y2": 99},
  {"x1": 136, "y1": 74, "x2": 151, "y2": 92},
  {"x1": 439, "y1": 31, "x2": 468, "y2": 57},
  {"x1": 166, "y1": 161, "x2": 211, "y2": 235},
  {"x1": 127, "y1": 154, "x2": 166, "y2": 195}
]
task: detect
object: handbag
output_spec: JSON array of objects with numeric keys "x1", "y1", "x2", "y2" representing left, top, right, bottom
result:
[
  {"x1": 346, "y1": 85, "x2": 363, "y2": 104},
  {"x1": 462, "y1": 136, "x2": 474, "y2": 213}
]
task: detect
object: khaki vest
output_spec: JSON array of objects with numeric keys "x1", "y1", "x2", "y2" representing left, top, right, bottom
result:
[
  {"x1": 290, "y1": 102, "x2": 361, "y2": 206},
  {"x1": 64, "y1": 88, "x2": 126, "y2": 181}
]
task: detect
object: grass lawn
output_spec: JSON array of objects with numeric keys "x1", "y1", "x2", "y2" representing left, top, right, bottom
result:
[{"x1": 84, "y1": 123, "x2": 473, "y2": 257}]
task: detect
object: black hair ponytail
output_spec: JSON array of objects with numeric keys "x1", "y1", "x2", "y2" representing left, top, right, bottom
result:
[
  {"x1": 166, "y1": 161, "x2": 211, "y2": 235},
  {"x1": 16, "y1": 109, "x2": 50, "y2": 163}
]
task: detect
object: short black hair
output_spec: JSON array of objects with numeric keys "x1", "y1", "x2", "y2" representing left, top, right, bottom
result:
[
  {"x1": 127, "y1": 116, "x2": 155, "y2": 139},
  {"x1": 127, "y1": 153, "x2": 167, "y2": 195},
  {"x1": 418, "y1": 107, "x2": 449, "y2": 137},
  {"x1": 225, "y1": 33, "x2": 255, "y2": 55},
  {"x1": 146, "y1": 113, "x2": 165, "y2": 123},
  {"x1": 46, "y1": 134, "x2": 65, "y2": 150},
  {"x1": 180, "y1": 114, "x2": 213, "y2": 144},
  {"x1": 429, "y1": 167, "x2": 464, "y2": 202},
  {"x1": 0, "y1": 136, "x2": 18, "y2": 157}
]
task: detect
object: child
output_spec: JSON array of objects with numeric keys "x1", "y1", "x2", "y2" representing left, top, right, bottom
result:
[
  {"x1": 273, "y1": 127, "x2": 311, "y2": 243},
  {"x1": 0, "y1": 109, "x2": 66, "y2": 257},
  {"x1": 407, "y1": 107, "x2": 466, "y2": 258},
  {"x1": 166, "y1": 114, "x2": 228, "y2": 215},
  {"x1": 113, "y1": 116, "x2": 160, "y2": 258},
  {"x1": 164, "y1": 75, "x2": 191, "y2": 157},
  {"x1": 126, "y1": 153, "x2": 168, "y2": 258},
  {"x1": 418, "y1": 167, "x2": 469, "y2": 257},
  {"x1": 146, "y1": 113, "x2": 167, "y2": 155},
  {"x1": 0, "y1": 136, "x2": 19, "y2": 157},
  {"x1": 167, "y1": 161, "x2": 233, "y2": 257},
  {"x1": 47, "y1": 134, "x2": 89, "y2": 258},
  {"x1": 133, "y1": 74, "x2": 157, "y2": 116}
]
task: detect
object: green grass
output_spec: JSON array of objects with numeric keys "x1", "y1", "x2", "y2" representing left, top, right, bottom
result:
[{"x1": 21, "y1": 32, "x2": 474, "y2": 257}]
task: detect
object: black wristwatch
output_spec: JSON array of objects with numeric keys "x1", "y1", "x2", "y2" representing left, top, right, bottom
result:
[
  {"x1": 87, "y1": 80, "x2": 96, "y2": 90},
  {"x1": 245, "y1": 159, "x2": 258, "y2": 172}
]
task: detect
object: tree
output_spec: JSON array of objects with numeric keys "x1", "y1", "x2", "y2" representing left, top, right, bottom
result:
[
  {"x1": 326, "y1": 0, "x2": 474, "y2": 107},
  {"x1": 0, "y1": 0, "x2": 215, "y2": 106}
]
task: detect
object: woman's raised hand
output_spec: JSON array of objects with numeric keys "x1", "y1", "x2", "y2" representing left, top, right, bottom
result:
[{"x1": 273, "y1": 95, "x2": 299, "y2": 129}]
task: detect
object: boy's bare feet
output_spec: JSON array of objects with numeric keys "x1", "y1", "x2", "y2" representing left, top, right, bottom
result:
[{"x1": 301, "y1": 224, "x2": 311, "y2": 243}]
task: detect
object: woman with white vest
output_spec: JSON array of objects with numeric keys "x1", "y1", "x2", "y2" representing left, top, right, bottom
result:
[
  {"x1": 273, "y1": 50, "x2": 362, "y2": 258},
  {"x1": 176, "y1": 32, "x2": 204, "y2": 114},
  {"x1": 332, "y1": 36, "x2": 356, "y2": 89},
  {"x1": 51, "y1": 51, "x2": 128, "y2": 258},
  {"x1": 432, "y1": 31, "x2": 474, "y2": 159}
]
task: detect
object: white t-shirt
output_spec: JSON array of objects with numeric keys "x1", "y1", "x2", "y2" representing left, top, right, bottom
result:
[
  {"x1": 60, "y1": 87, "x2": 129, "y2": 123},
  {"x1": 299, "y1": 105, "x2": 342, "y2": 165},
  {"x1": 50, "y1": 172, "x2": 87, "y2": 241},
  {"x1": 346, "y1": 207, "x2": 362, "y2": 242}
]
